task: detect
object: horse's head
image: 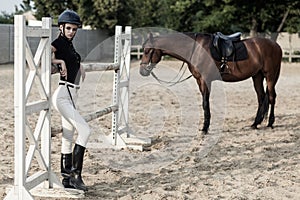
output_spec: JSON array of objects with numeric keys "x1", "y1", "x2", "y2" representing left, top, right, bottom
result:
[{"x1": 140, "y1": 33, "x2": 163, "y2": 76}]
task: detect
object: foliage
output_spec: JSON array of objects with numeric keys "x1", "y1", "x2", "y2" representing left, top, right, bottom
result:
[
  {"x1": 1, "y1": 0, "x2": 299, "y2": 35},
  {"x1": 77, "y1": 0, "x2": 120, "y2": 31},
  {"x1": 19, "y1": 0, "x2": 32, "y2": 12},
  {"x1": 32, "y1": 0, "x2": 78, "y2": 25},
  {"x1": 0, "y1": 12, "x2": 14, "y2": 24},
  {"x1": 187, "y1": 0, "x2": 300, "y2": 34},
  {"x1": 76, "y1": 0, "x2": 174, "y2": 34},
  {"x1": 0, "y1": 0, "x2": 31, "y2": 24}
]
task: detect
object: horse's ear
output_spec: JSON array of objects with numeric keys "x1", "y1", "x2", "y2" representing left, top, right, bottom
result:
[{"x1": 148, "y1": 32, "x2": 154, "y2": 44}]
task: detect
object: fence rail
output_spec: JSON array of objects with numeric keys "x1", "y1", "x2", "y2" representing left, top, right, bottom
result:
[
  {"x1": 0, "y1": 24, "x2": 299, "y2": 63},
  {"x1": 0, "y1": 24, "x2": 109, "y2": 64},
  {"x1": 282, "y1": 48, "x2": 300, "y2": 62},
  {"x1": 274, "y1": 32, "x2": 300, "y2": 62}
]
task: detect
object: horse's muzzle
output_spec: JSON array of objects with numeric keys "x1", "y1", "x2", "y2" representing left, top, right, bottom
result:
[{"x1": 140, "y1": 63, "x2": 154, "y2": 76}]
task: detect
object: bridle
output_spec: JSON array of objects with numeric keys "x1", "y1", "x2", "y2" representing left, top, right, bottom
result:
[
  {"x1": 140, "y1": 32, "x2": 199, "y2": 86},
  {"x1": 140, "y1": 48, "x2": 156, "y2": 74},
  {"x1": 140, "y1": 47, "x2": 193, "y2": 86}
]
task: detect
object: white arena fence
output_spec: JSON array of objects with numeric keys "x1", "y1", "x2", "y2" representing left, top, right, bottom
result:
[{"x1": 4, "y1": 15, "x2": 150, "y2": 200}]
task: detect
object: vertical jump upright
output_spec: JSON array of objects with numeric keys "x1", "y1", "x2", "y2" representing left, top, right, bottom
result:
[{"x1": 5, "y1": 17, "x2": 150, "y2": 200}]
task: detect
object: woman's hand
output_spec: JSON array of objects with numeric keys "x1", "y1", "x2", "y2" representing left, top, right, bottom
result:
[
  {"x1": 51, "y1": 46, "x2": 67, "y2": 80},
  {"x1": 60, "y1": 61, "x2": 67, "y2": 79}
]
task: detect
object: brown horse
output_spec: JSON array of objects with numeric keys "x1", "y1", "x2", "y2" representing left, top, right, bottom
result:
[{"x1": 140, "y1": 32, "x2": 282, "y2": 133}]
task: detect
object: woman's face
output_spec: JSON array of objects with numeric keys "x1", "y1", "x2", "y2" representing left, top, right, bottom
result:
[{"x1": 60, "y1": 23, "x2": 78, "y2": 40}]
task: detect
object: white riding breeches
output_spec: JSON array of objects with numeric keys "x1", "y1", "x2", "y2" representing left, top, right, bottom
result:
[{"x1": 52, "y1": 83, "x2": 91, "y2": 154}]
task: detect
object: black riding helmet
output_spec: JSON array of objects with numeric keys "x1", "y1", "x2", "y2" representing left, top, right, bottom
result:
[{"x1": 58, "y1": 10, "x2": 81, "y2": 26}]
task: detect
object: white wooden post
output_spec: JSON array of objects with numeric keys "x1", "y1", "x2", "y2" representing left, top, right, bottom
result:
[
  {"x1": 6, "y1": 14, "x2": 33, "y2": 200},
  {"x1": 117, "y1": 26, "x2": 131, "y2": 136},
  {"x1": 40, "y1": 17, "x2": 56, "y2": 189},
  {"x1": 5, "y1": 16, "x2": 61, "y2": 200},
  {"x1": 111, "y1": 26, "x2": 126, "y2": 147},
  {"x1": 110, "y1": 26, "x2": 151, "y2": 150},
  {"x1": 83, "y1": 26, "x2": 150, "y2": 150},
  {"x1": 6, "y1": 20, "x2": 150, "y2": 199}
]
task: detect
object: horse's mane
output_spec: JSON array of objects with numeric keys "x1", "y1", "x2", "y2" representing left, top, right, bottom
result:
[
  {"x1": 142, "y1": 32, "x2": 212, "y2": 48},
  {"x1": 157, "y1": 32, "x2": 211, "y2": 40},
  {"x1": 182, "y1": 32, "x2": 212, "y2": 39}
]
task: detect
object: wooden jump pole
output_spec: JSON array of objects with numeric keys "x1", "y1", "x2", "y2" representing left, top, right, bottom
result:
[{"x1": 83, "y1": 105, "x2": 118, "y2": 122}]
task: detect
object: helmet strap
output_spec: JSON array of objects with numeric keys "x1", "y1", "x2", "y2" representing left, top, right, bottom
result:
[
  {"x1": 59, "y1": 24, "x2": 65, "y2": 36},
  {"x1": 60, "y1": 24, "x2": 75, "y2": 41}
]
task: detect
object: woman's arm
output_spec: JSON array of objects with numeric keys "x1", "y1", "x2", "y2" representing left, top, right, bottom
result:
[{"x1": 51, "y1": 46, "x2": 67, "y2": 79}]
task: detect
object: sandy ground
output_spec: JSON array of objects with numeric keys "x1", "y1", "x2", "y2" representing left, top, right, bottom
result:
[{"x1": 0, "y1": 61, "x2": 299, "y2": 199}]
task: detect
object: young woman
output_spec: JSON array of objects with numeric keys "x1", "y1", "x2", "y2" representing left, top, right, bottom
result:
[{"x1": 51, "y1": 9, "x2": 90, "y2": 191}]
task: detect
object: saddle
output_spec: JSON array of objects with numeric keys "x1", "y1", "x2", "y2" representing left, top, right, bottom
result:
[
  {"x1": 213, "y1": 32, "x2": 241, "y2": 57},
  {"x1": 211, "y1": 32, "x2": 248, "y2": 73}
]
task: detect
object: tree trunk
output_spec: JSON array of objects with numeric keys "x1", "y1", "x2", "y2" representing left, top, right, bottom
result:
[
  {"x1": 271, "y1": 9, "x2": 290, "y2": 41},
  {"x1": 249, "y1": 17, "x2": 258, "y2": 37}
]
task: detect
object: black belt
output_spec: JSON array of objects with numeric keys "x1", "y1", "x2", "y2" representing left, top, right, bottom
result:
[
  {"x1": 59, "y1": 82, "x2": 80, "y2": 89},
  {"x1": 59, "y1": 82, "x2": 77, "y2": 109}
]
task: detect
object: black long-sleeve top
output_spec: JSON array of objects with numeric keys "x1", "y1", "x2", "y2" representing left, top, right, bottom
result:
[{"x1": 51, "y1": 35, "x2": 81, "y2": 85}]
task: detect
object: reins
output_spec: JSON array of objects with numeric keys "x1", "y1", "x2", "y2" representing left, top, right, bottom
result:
[
  {"x1": 149, "y1": 33, "x2": 198, "y2": 87},
  {"x1": 150, "y1": 62, "x2": 193, "y2": 86}
]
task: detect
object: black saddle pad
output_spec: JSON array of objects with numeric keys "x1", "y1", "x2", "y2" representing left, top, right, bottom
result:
[{"x1": 210, "y1": 40, "x2": 248, "y2": 62}]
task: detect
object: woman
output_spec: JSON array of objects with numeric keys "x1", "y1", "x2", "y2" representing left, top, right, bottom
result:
[{"x1": 51, "y1": 9, "x2": 90, "y2": 191}]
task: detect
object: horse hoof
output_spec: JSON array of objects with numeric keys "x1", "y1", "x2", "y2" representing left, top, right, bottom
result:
[
  {"x1": 251, "y1": 124, "x2": 258, "y2": 129},
  {"x1": 267, "y1": 124, "x2": 274, "y2": 129},
  {"x1": 201, "y1": 129, "x2": 208, "y2": 134}
]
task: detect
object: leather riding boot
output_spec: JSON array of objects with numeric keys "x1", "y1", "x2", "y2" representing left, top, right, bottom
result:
[
  {"x1": 70, "y1": 144, "x2": 88, "y2": 191},
  {"x1": 61, "y1": 153, "x2": 74, "y2": 188}
]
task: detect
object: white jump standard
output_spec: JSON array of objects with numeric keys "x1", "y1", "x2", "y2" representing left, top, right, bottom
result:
[
  {"x1": 82, "y1": 26, "x2": 151, "y2": 150},
  {"x1": 5, "y1": 15, "x2": 150, "y2": 200},
  {"x1": 5, "y1": 15, "x2": 59, "y2": 200}
]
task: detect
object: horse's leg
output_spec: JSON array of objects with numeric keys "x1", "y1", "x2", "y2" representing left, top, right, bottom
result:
[
  {"x1": 265, "y1": 48, "x2": 281, "y2": 128},
  {"x1": 266, "y1": 81, "x2": 277, "y2": 128},
  {"x1": 197, "y1": 78, "x2": 211, "y2": 134},
  {"x1": 268, "y1": 101, "x2": 275, "y2": 128},
  {"x1": 251, "y1": 71, "x2": 267, "y2": 129}
]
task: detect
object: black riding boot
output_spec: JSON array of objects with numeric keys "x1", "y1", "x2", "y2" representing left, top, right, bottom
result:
[
  {"x1": 70, "y1": 144, "x2": 88, "y2": 191},
  {"x1": 61, "y1": 153, "x2": 74, "y2": 188}
]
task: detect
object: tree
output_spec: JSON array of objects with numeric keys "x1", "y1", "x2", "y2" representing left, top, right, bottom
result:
[
  {"x1": 190, "y1": 0, "x2": 239, "y2": 33},
  {"x1": 0, "y1": 12, "x2": 14, "y2": 24},
  {"x1": 77, "y1": 0, "x2": 120, "y2": 31},
  {"x1": 189, "y1": 0, "x2": 300, "y2": 35},
  {"x1": 0, "y1": 0, "x2": 33, "y2": 24},
  {"x1": 126, "y1": 0, "x2": 172, "y2": 28},
  {"x1": 32, "y1": 0, "x2": 77, "y2": 24},
  {"x1": 77, "y1": 0, "x2": 172, "y2": 34},
  {"x1": 281, "y1": 1, "x2": 300, "y2": 33},
  {"x1": 28, "y1": 0, "x2": 300, "y2": 35},
  {"x1": 19, "y1": 0, "x2": 32, "y2": 13}
]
